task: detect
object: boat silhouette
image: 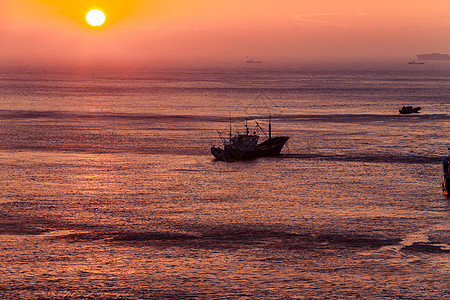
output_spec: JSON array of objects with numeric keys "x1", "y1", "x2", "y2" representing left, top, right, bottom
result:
[
  {"x1": 211, "y1": 117, "x2": 289, "y2": 161},
  {"x1": 399, "y1": 105, "x2": 421, "y2": 114}
]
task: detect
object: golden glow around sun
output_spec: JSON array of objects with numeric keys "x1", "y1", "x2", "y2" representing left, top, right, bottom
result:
[{"x1": 86, "y1": 9, "x2": 106, "y2": 27}]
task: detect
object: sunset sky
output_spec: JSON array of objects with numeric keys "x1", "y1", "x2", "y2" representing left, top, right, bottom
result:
[{"x1": 1, "y1": 0, "x2": 450, "y2": 65}]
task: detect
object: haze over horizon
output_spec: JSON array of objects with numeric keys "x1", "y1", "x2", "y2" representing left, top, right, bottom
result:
[{"x1": 1, "y1": 0, "x2": 450, "y2": 66}]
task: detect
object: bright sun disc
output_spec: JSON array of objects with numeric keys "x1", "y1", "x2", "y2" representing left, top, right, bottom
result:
[{"x1": 86, "y1": 9, "x2": 105, "y2": 26}]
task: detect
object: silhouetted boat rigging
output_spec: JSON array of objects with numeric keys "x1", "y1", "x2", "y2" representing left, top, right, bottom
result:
[
  {"x1": 211, "y1": 117, "x2": 289, "y2": 161},
  {"x1": 399, "y1": 105, "x2": 421, "y2": 114}
]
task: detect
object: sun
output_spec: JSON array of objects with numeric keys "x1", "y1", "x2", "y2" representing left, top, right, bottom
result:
[{"x1": 86, "y1": 9, "x2": 106, "y2": 27}]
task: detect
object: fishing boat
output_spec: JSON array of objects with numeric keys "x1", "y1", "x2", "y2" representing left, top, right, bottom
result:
[
  {"x1": 443, "y1": 152, "x2": 450, "y2": 196},
  {"x1": 399, "y1": 105, "x2": 421, "y2": 114},
  {"x1": 211, "y1": 117, "x2": 289, "y2": 161}
]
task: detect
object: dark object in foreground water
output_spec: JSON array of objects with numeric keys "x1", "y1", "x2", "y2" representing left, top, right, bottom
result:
[
  {"x1": 402, "y1": 243, "x2": 450, "y2": 253},
  {"x1": 399, "y1": 105, "x2": 421, "y2": 114},
  {"x1": 211, "y1": 117, "x2": 289, "y2": 162},
  {"x1": 443, "y1": 153, "x2": 450, "y2": 196}
]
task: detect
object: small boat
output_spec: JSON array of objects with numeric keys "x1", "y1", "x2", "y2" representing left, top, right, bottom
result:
[
  {"x1": 443, "y1": 152, "x2": 450, "y2": 196},
  {"x1": 211, "y1": 117, "x2": 289, "y2": 161},
  {"x1": 408, "y1": 60, "x2": 424, "y2": 65},
  {"x1": 399, "y1": 105, "x2": 422, "y2": 114}
]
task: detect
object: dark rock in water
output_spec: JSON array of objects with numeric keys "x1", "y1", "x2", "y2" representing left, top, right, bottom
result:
[
  {"x1": 402, "y1": 242, "x2": 450, "y2": 253},
  {"x1": 316, "y1": 233, "x2": 401, "y2": 249}
]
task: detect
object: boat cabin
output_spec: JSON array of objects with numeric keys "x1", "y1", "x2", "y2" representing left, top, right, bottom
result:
[{"x1": 231, "y1": 134, "x2": 259, "y2": 151}]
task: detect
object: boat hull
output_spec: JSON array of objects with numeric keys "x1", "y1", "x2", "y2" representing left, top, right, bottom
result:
[
  {"x1": 255, "y1": 136, "x2": 289, "y2": 157},
  {"x1": 211, "y1": 146, "x2": 253, "y2": 162},
  {"x1": 211, "y1": 136, "x2": 289, "y2": 161},
  {"x1": 399, "y1": 107, "x2": 421, "y2": 114}
]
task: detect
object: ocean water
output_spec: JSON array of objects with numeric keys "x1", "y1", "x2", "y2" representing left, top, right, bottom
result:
[{"x1": 0, "y1": 62, "x2": 449, "y2": 299}]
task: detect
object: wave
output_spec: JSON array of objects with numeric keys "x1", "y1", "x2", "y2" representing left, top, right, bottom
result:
[
  {"x1": 401, "y1": 243, "x2": 450, "y2": 254},
  {"x1": 1, "y1": 109, "x2": 448, "y2": 123},
  {"x1": 0, "y1": 109, "x2": 228, "y2": 123},
  {"x1": 281, "y1": 153, "x2": 442, "y2": 164},
  {"x1": 51, "y1": 228, "x2": 401, "y2": 251},
  {"x1": 278, "y1": 113, "x2": 450, "y2": 123}
]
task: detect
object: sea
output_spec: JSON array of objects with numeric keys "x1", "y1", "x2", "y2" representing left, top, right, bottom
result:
[{"x1": 0, "y1": 61, "x2": 449, "y2": 299}]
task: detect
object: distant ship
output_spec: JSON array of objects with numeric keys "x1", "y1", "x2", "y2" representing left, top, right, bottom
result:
[
  {"x1": 246, "y1": 59, "x2": 262, "y2": 64},
  {"x1": 408, "y1": 60, "x2": 424, "y2": 65},
  {"x1": 416, "y1": 53, "x2": 450, "y2": 60}
]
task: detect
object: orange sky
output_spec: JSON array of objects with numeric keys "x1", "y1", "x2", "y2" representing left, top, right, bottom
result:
[{"x1": 1, "y1": 0, "x2": 450, "y2": 65}]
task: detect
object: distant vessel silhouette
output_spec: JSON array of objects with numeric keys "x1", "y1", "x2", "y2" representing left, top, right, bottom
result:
[
  {"x1": 416, "y1": 53, "x2": 450, "y2": 60},
  {"x1": 399, "y1": 105, "x2": 421, "y2": 114},
  {"x1": 408, "y1": 60, "x2": 424, "y2": 65},
  {"x1": 246, "y1": 59, "x2": 262, "y2": 64}
]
